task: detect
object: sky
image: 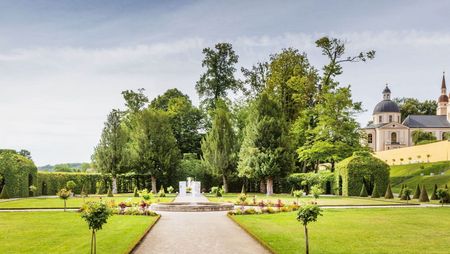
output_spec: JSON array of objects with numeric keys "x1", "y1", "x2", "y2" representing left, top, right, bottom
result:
[{"x1": 2, "y1": 0, "x2": 450, "y2": 166}]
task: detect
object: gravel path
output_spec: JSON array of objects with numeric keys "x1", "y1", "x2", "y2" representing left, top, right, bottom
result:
[{"x1": 132, "y1": 194, "x2": 271, "y2": 254}]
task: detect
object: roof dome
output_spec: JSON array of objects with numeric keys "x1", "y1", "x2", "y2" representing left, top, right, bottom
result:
[
  {"x1": 383, "y1": 86, "x2": 391, "y2": 94},
  {"x1": 373, "y1": 100, "x2": 400, "y2": 114},
  {"x1": 439, "y1": 94, "x2": 449, "y2": 103}
]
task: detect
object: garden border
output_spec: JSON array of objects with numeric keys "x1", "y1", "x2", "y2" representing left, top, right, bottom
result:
[
  {"x1": 227, "y1": 214, "x2": 276, "y2": 254},
  {"x1": 127, "y1": 214, "x2": 161, "y2": 254}
]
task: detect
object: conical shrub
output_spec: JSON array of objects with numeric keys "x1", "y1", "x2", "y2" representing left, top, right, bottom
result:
[
  {"x1": 385, "y1": 183, "x2": 394, "y2": 199},
  {"x1": 360, "y1": 183, "x2": 368, "y2": 197},
  {"x1": 107, "y1": 187, "x2": 113, "y2": 197},
  {"x1": 431, "y1": 184, "x2": 439, "y2": 200},
  {"x1": 134, "y1": 187, "x2": 139, "y2": 197},
  {"x1": 398, "y1": 184, "x2": 405, "y2": 199},
  {"x1": 371, "y1": 183, "x2": 380, "y2": 198},
  {"x1": 241, "y1": 184, "x2": 246, "y2": 194},
  {"x1": 413, "y1": 184, "x2": 421, "y2": 199},
  {"x1": 419, "y1": 185, "x2": 430, "y2": 202},
  {"x1": 0, "y1": 186, "x2": 9, "y2": 199}
]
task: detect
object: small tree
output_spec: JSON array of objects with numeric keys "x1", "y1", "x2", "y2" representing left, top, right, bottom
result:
[
  {"x1": 57, "y1": 188, "x2": 72, "y2": 212},
  {"x1": 310, "y1": 185, "x2": 323, "y2": 201},
  {"x1": 417, "y1": 155, "x2": 421, "y2": 162},
  {"x1": 29, "y1": 185, "x2": 37, "y2": 197},
  {"x1": 392, "y1": 159, "x2": 396, "y2": 165},
  {"x1": 436, "y1": 188, "x2": 450, "y2": 207},
  {"x1": 81, "y1": 202, "x2": 112, "y2": 254},
  {"x1": 66, "y1": 181, "x2": 77, "y2": 196},
  {"x1": 430, "y1": 184, "x2": 439, "y2": 200},
  {"x1": 167, "y1": 186, "x2": 174, "y2": 194},
  {"x1": 371, "y1": 183, "x2": 380, "y2": 198},
  {"x1": 400, "y1": 158, "x2": 404, "y2": 165},
  {"x1": 0, "y1": 185, "x2": 9, "y2": 199},
  {"x1": 402, "y1": 187, "x2": 412, "y2": 204},
  {"x1": 384, "y1": 183, "x2": 394, "y2": 199},
  {"x1": 359, "y1": 183, "x2": 368, "y2": 197},
  {"x1": 297, "y1": 204, "x2": 323, "y2": 254},
  {"x1": 293, "y1": 190, "x2": 303, "y2": 204},
  {"x1": 408, "y1": 157, "x2": 412, "y2": 164},
  {"x1": 426, "y1": 154, "x2": 431, "y2": 163},
  {"x1": 413, "y1": 184, "x2": 421, "y2": 199},
  {"x1": 418, "y1": 185, "x2": 430, "y2": 202}
]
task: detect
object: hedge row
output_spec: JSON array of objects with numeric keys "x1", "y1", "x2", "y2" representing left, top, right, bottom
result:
[{"x1": 0, "y1": 151, "x2": 37, "y2": 198}]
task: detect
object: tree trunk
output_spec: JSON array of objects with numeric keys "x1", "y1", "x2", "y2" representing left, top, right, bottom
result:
[
  {"x1": 112, "y1": 176, "x2": 118, "y2": 194},
  {"x1": 260, "y1": 179, "x2": 266, "y2": 194},
  {"x1": 266, "y1": 177, "x2": 274, "y2": 195},
  {"x1": 304, "y1": 225, "x2": 309, "y2": 254},
  {"x1": 64, "y1": 200, "x2": 66, "y2": 212},
  {"x1": 222, "y1": 175, "x2": 228, "y2": 193},
  {"x1": 151, "y1": 176, "x2": 157, "y2": 194}
]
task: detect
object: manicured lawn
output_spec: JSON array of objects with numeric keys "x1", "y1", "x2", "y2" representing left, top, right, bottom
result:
[
  {"x1": 0, "y1": 212, "x2": 159, "y2": 254},
  {"x1": 206, "y1": 193, "x2": 408, "y2": 206},
  {"x1": 0, "y1": 193, "x2": 176, "y2": 209},
  {"x1": 231, "y1": 207, "x2": 450, "y2": 254}
]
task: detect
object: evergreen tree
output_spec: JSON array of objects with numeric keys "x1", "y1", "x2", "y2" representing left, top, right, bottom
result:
[
  {"x1": 431, "y1": 184, "x2": 439, "y2": 200},
  {"x1": 371, "y1": 183, "x2": 380, "y2": 198},
  {"x1": 133, "y1": 187, "x2": 139, "y2": 197},
  {"x1": 419, "y1": 185, "x2": 430, "y2": 202},
  {"x1": 201, "y1": 101, "x2": 236, "y2": 193},
  {"x1": 360, "y1": 183, "x2": 368, "y2": 197},
  {"x1": 413, "y1": 184, "x2": 421, "y2": 199},
  {"x1": 384, "y1": 183, "x2": 394, "y2": 199},
  {"x1": 398, "y1": 184, "x2": 405, "y2": 199},
  {"x1": 92, "y1": 109, "x2": 127, "y2": 194}
]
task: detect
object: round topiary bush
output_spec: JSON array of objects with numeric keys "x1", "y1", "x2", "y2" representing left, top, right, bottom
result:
[
  {"x1": 335, "y1": 151, "x2": 390, "y2": 197},
  {"x1": 0, "y1": 150, "x2": 37, "y2": 198}
]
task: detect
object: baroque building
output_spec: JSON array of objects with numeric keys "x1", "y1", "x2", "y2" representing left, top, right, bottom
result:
[{"x1": 363, "y1": 74, "x2": 450, "y2": 152}]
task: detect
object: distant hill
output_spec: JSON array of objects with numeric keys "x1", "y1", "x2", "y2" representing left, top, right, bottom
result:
[{"x1": 38, "y1": 163, "x2": 91, "y2": 172}]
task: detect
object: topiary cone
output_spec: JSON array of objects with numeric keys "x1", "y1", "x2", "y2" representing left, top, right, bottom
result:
[
  {"x1": 419, "y1": 185, "x2": 430, "y2": 202},
  {"x1": 107, "y1": 187, "x2": 113, "y2": 197},
  {"x1": 400, "y1": 185, "x2": 408, "y2": 200},
  {"x1": 398, "y1": 184, "x2": 405, "y2": 199},
  {"x1": 384, "y1": 183, "x2": 394, "y2": 199},
  {"x1": 431, "y1": 184, "x2": 439, "y2": 200},
  {"x1": 0, "y1": 186, "x2": 9, "y2": 199},
  {"x1": 413, "y1": 184, "x2": 421, "y2": 199},
  {"x1": 360, "y1": 184, "x2": 368, "y2": 197},
  {"x1": 134, "y1": 187, "x2": 139, "y2": 197},
  {"x1": 371, "y1": 183, "x2": 380, "y2": 198}
]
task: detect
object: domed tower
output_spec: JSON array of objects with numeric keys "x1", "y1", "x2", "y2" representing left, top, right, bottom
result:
[
  {"x1": 373, "y1": 84, "x2": 401, "y2": 124},
  {"x1": 437, "y1": 72, "x2": 448, "y2": 116}
]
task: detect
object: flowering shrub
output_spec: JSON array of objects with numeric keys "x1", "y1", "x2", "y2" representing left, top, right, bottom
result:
[{"x1": 139, "y1": 189, "x2": 152, "y2": 201}]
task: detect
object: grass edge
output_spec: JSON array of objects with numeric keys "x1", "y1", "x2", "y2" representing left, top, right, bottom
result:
[{"x1": 125, "y1": 215, "x2": 161, "y2": 254}]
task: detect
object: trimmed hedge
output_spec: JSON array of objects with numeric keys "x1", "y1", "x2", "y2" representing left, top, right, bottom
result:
[
  {"x1": 0, "y1": 151, "x2": 37, "y2": 198},
  {"x1": 335, "y1": 151, "x2": 390, "y2": 197}
]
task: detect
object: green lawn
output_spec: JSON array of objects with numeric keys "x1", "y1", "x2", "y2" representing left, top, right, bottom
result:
[
  {"x1": 0, "y1": 193, "x2": 176, "y2": 209},
  {"x1": 231, "y1": 208, "x2": 450, "y2": 254},
  {"x1": 390, "y1": 161, "x2": 450, "y2": 193},
  {"x1": 206, "y1": 193, "x2": 409, "y2": 206},
  {"x1": 0, "y1": 212, "x2": 159, "y2": 254}
]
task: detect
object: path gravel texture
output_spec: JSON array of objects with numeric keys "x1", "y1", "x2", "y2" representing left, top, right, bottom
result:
[{"x1": 133, "y1": 194, "x2": 271, "y2": 254}]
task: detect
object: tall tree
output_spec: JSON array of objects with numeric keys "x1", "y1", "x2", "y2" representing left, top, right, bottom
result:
[
  {"x1": 393, "y1": 97, "x2": 437, "y2": 121},
  {"x1": 92, "y1": 109, "x2": 127, "y2": 194},
  {"x1": 132, "y1": 108, "x2": 180, "y2": 193},
  {"x1": 237, "y1": 92, "x2": 293, "y2": 195},
  {"x1": 241, "y1": 61, "x2": 270, "y2": 99},
  {"x1": 121, "y1": 88, "x2": 149, "y2": 113},
  {"x1": 196, "y1": 42, "x2": 242, "y2": 109},
  {"x1": 150, "y1": 89, "x2": 204, "y2": 155},
  {"x1": 201, "y1": 101, "x2": 236, "y2": 192}
]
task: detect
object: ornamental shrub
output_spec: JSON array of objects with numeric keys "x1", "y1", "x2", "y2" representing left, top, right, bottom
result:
[
  {"x1": 398, "y1": 184, "x2": 405, "y2": 199},
  {"x1": 0, "y1": 185, "x2": 9, "y2": 199},
  {"x1": 431, "y1": 184, "x2": 439, "y2": 200},
  {"x1": 311, "y1": 185, "x2": 323, "y2": 200},
  {"x1": 81, "y1": 201, "x2": 112, "y2": 254},
  {"x1": 359, "y1": 183, "x2": 368, "y2": 197},
  {"x1": 158, "y1": 186, "x2": 166, "y2": 197},
  {"x1": 133, "y1": 187, "x2": 139, "y2": 197},
  {"x1": 413, "y1": 184, "x2": 421, "y2": 199},
  {"x1": 66, "y1": 181, "x2": 77, "y2": 192},
  {"x1": 297, "y1": 204, "x2": 323, "y2": 254},
  {"x1": 384, "y1": 183, "x2": 394, "y2": 199},
  {"x1": 166, "y1": 186, "x2": 174, "y2": 194},
  {"x1": 401, "y1": 187, "x2": 412, "y2": 203},
  {"x1": 371, "y1": 183, "x2": 380, "y2": 198},
  {"x1": 418, "y1": 185, "x2": 430, "y2": 202},
  {"x1": 436, "y1": 188, "x2": 450, "y2": 206},
  {"x1": 57, "y1": 188, "x2": 72, "y2": 211},
  {"x1": 107, "y1": 187, "x2": 113, "y2": 197},
  {"x1": 335, "y1": 151, "x2": 389, "y2": 196}
]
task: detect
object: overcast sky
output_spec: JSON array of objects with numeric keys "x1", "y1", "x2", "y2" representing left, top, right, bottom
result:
[{"x1": 1, "y1": 0, "x2": 450, "y2": 166}]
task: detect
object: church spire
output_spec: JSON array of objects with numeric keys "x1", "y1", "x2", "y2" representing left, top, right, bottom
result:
[{"x1": 442, "y1": 71, "x2": 447, "y2": 92}]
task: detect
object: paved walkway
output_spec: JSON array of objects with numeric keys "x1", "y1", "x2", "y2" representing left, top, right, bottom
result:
[{"x1": 133, "y1": 194, "x2": 270, "y2": 254}]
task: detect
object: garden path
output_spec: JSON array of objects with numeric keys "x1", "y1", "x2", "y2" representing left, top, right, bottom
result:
[{"x1": 133, "y1": 193, "x2": 271, "y2": 254}]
